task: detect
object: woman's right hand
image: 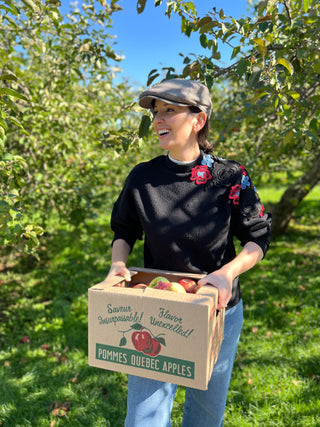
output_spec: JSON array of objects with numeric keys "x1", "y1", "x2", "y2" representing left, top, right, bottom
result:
[{"x1": 106, "y1": 261, "x2": 132, "y2": 282}]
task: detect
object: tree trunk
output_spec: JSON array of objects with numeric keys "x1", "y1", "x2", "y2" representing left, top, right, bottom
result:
[{"x1": 271, "y1": 154, "x2": 320, "y2": 236}]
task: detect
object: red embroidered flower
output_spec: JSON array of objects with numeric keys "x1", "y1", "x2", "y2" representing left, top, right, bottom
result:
[
  {"x1": 239, "y1": 165, "x2": 247, "y2": 176},
  {"x1": 259, "y1": 205, "x2": 265, "y2": 217},
  {"x1": 229, "y1": 184, "x2": 241, "y2": 205},
  {"x1": 190, "y1": 165, "x2": 212, "y2": 185}
]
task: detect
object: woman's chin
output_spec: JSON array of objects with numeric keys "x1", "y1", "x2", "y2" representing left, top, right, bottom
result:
[{"x1": 159, "y1": 140, "x2": 172, "y2": 150}]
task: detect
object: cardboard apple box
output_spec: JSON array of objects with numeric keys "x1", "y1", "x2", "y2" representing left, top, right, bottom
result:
[{"x1": 88, "y1": 267, "x2": 225, "y2": 390}]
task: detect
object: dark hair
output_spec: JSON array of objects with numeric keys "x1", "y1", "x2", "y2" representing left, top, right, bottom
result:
[{"x1": 188, "y1": 106, "x2": 212, "y2": 154}]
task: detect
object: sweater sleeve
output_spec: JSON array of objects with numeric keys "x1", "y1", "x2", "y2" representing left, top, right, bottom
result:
[
  {"x1": 110, "y1": 171, "x2": 143, "y2": 251},
  {"x1": 230, "y1": 165, "x2": 272, "y2": 257}
]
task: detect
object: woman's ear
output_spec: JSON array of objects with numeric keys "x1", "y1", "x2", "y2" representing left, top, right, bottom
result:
[{"x1": 194, "y1": 112, "x2": 207, "y2": 132}]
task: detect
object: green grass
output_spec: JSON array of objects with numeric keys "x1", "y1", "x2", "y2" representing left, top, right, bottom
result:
[{"x1": 0, "y1": 185, "x2": 319, "y2": 426}]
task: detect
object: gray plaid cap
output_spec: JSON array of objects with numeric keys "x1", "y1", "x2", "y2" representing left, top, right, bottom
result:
[{"x1": 139, "y1": 78, "x2": 212, "y2": 118}]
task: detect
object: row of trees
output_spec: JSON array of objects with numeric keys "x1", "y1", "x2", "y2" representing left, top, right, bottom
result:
[
  {"x1": 1, "y1": 0, "x2": 319, "y2": 257},
  {"x1": 1, "y1": 0, "x2": 141, "y2": 255}
]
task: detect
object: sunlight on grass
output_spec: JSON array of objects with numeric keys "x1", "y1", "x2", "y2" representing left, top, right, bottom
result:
[{"x1": 0, "y1": 182, "x2": 319, "y2": 426}]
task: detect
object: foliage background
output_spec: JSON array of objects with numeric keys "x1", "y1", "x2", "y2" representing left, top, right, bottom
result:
[{"x1": 0, "y1": 0, "x2": 319, "y2": 425}]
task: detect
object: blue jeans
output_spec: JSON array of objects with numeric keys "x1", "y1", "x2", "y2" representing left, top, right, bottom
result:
[{"x1": 125, "y1": 299, "x2": 243, "y2": 427}]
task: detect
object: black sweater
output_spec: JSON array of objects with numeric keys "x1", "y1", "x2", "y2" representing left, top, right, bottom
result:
[{"x1": 111, "y1": 152, "x2": 271, "y2": 309}]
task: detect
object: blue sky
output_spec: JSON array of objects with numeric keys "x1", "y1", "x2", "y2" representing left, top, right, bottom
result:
[
  {"x1": 109, "y1": 0, "x2": 252, "y2": 87},
  {"x1": 62, "y1": 1, "x2": 252, "y2": 87}
]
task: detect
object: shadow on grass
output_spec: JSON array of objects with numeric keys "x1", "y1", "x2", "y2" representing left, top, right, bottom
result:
[
  {"x1": 0, "y1": 224, "x2": 130, "y2": 426},
  {"x1": 1, "y1": 195, "x2": 319, "y2": 425}
]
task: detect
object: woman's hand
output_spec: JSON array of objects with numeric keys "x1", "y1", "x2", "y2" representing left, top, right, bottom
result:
[
  {"x1": 196, "y1": 242, "x2": 264, "y2": 309},
  {"x1": 197, "y1": 269, "x2": 233, "y2": 309},
  {"x1": 103, "y1": 239, "x2": 132, "y2": 283},
  {"x1": 107, "y1": 261, "x2": 132, "y2": 282}
]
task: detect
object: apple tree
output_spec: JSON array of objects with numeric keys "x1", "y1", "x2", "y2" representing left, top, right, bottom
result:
[
  {"x1": 138, "y1": 0, "x2": 320, "y2": 235},
  {"x1": 0, "y1": 0, "x2": 141, "y2": 255}
]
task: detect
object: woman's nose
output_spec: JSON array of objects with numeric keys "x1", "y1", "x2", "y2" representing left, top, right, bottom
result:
[{"x1": 153, "y1": 111, "x2": 165, "y2": 123}]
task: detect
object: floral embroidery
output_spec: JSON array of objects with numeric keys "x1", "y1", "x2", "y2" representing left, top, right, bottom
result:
[
  {"x1": 229, "y1": 184, "x2": 241, "y2": 205},
  {"x1": 239, "y1": 165, "x2": 247, "y2": 175},
  {"x1": 190, "y1": 165, "x2": 212, "y2": 185},
  {"x1": 201, "y1": 154, "x2": 214, "y2": 168},
  {"x1": 259, "y1": 205, "x2": 265, "y2": 217},
  {"x1": 241, "y1": 174, "x2": 250, "y2": 190}
]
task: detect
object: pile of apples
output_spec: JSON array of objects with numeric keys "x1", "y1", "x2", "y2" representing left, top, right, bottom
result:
[{"x1": 130, "y1": 276, "x2": 199, "y2": 294}]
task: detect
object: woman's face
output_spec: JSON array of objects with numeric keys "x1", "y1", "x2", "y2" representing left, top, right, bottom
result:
[{"x1": 152, "y1": 100, "x2": 206, "y2": 160}]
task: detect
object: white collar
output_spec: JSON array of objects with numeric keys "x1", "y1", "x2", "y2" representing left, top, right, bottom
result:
[{"x1": 168, "y1": 153, "x2": 198, "y2": 165}]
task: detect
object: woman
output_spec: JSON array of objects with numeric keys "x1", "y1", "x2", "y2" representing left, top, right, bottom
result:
[{"x1": 107, "y1": 79, "x2": 271, "y2": 427}]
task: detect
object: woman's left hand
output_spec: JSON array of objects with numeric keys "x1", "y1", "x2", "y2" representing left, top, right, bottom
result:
[{"x1": 197, "y1": 269, "x2": 233, "y2": 309}]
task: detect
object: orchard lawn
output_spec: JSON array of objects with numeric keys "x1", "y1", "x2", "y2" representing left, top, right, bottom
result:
[{"x1": 0, "y1": 183, "x2": 319, "y2": 427}]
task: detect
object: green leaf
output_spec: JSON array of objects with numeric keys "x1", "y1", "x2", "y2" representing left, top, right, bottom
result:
[
  {"x1": 8, "y1": 116, "x2": 25, "y2": 130},
  {"x1": 0, "y1": 88, "x2": 28, "y2": 101},
  {"x1": 136, "y1": 0, "x2": 147, "y2": 14},
  {"x1": 253, "y1": 38, "x2": 267, "y2": 56},
  {"x1": 249, "y1": 70, "x2": 261, "y2": 88},
  {"x1": 147, "y1": 71, "x2": 160, "y2": 86},
  {"x1": 0, "y1": 118, "x2": 8, "y2": 132},
  {"x1": 231, "y1": 46, "x2": 241, "y2": 60},
  {"x1": 309, "y1": 118, "x2": 318, "y2": 133},
  {"x1": 303, "y1": 0, "x2": 312, "y2": 13},
  {"x1": 200, "y1": 34, "x2": 208, "y2": 49},
  {"x1": 20, "y1": 0, "x2": 43, "y2": 12},
  {"x1": 236, "y1": 58, "x2": 250, "y2": 77},
  {"x1": 130, "y1": 323, "x2": 143, "y2": 330},
  {"x1": 197, "y1": 16, "x2": 212, "y2": 30},
  {"x1": 138, "y1": 115, "x2": 151, "y2": 138},
  {"x1": 277, "y1": 58, "x2": 294, "y2": 75},
  {"x1": 0, "y1": 4, "x2": 18, "y2": 15},
  {"x1": 9, "y1": 209, "x2": 21, "y2": 220},
  {"x1": 119, "y1": 336, "x2": 127, "y2": 346},
  {"x1": 156, "y1": 336, "x2": 166, "y2": 346},
  {"x1": 219, "y1": 8, "x2": 225, "y2": 19},
  {"x1": 0, "y1": 74, "x2": 18, "y2": 82},
  {"x1": 0, "y1": 201, "x2": 10, "y2": 214},
  {"x1": 288, "y1": 91, "x2": 300, "y2": 101},
  {"x1": 313, "y1": 62, "x2": 320, "y2": 74}
]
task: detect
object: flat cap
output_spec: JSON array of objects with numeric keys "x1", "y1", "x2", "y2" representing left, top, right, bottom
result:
[{"x1": 139, "y1": 78, "x2": 212, "y2": 117}]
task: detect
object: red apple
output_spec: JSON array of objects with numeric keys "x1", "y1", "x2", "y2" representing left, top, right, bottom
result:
[
  {"x1": 154, "y1": 281, "x2": 171, "y2": 290},
  {"x1": 167, "y1": 282, "x2": 187, "y2": 293},
  {"x1": 143, "y1": 338, "x2": 161, "y2": 357},
  {"x1": 149, "y1": 276, "x2": 169, "y2": 288},
  {"x1": 178, "y1": 278, "x2": 199, "y2": 293},
  {"x1": 131, "y1": 330, "x2": 152, "y2": 352}
]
